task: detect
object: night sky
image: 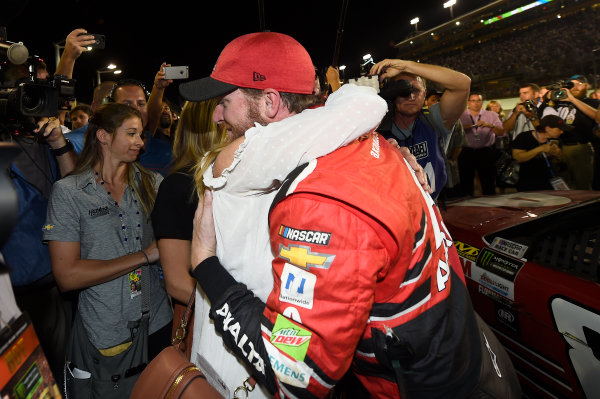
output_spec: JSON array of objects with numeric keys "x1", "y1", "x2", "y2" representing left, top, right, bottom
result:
[{"x1": 3, "y1": 0, "x2": 485, "y2": 105}]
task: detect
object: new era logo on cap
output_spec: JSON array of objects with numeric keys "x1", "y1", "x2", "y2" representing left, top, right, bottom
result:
[{"x1": 253, "y1": 72, "x2": 266, "y2": 82}]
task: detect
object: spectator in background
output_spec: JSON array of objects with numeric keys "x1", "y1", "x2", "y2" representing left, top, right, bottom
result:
[
  {"x1": 1, "y1": 28, "x2": 92, "y2": 386},
  {"x1": 459, "y1": 92, "x2": 504, "y2": 196},
  {"x1": 375, "y1": 58, "x2": 471, "y2": 200},
  {"x1": 486, "y1": 100, "x2": 507, "y2": 121},
  {"x1": 511, "y1": 115, "x2": 571, "y2": 191},
  {"x1": 542, "y1": 74, "x2": 599, "y2": 190},
  {"x1": 503, "y1": 83, "x2": 542, "y2": 142},
  {"x1": 70, "y1": 104, "x2": 92, "y2": 130},
  {"x1": 66, "y1": 81, "x2": 115, "y2": 153}
]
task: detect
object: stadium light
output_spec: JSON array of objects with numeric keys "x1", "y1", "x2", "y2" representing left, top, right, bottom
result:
[
  {"x1": 444, "y1": 0, "x2": 456, "y2": 19},
  {"x1": 410, "y1": 17, "x2": 420, "y2": 31},
  {"x1": 97, "y1": 64, "x2": 121, "y2": 85}
]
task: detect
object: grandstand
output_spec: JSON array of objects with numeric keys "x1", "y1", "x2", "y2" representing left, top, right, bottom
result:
[{"x1": 395, "y1": 0, "x2": 600, "y2": 99}]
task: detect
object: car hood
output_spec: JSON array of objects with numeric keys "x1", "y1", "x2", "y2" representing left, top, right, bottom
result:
[{"x1": 441, "y1": 190, "x2": 600, "y2": 237}]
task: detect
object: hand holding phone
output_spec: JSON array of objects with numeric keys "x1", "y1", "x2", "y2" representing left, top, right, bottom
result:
[
  {"x1": 77, "y1": 32, "x2": 105, "y2": 49},
  {"x1": 163, "y1": 66, "x2": 189, "y2": 80}
]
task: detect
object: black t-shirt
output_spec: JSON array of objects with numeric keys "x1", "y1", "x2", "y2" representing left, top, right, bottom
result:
[
  {"x1": 511, "y1": 131, "x2": 553, "y2": 191},
  {"x1": 151, "y1": 169, "x2": 197, "y2": 240},
  {"x1": 546, "y1": 98, "x2": 600, "y2": 144}
]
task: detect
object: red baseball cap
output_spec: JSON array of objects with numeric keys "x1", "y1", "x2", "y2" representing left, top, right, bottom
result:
[{"x1": 180, "y1": 32, "x2": 315, "y2": 102}]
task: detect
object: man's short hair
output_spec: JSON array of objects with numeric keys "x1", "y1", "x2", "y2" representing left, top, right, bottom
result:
[
  {"x1": 520, "y1": 83, "x2": 541, "y2": 93},
  {"x1": 70, "y1": 103, "x2": 92, "y2": 117}
]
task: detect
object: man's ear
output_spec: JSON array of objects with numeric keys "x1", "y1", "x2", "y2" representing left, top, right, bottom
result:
[{"x1": 263, "y1": 88, "x2": 282, "y2": 119}]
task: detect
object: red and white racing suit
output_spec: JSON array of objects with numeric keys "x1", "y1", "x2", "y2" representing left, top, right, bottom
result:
[{"x1": 194, "y1": 133, "x2": 482, "y2": 398}]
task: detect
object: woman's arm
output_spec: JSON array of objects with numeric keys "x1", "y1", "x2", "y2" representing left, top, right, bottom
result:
[
  {"x1": 49, "y1": 240, "x2": 158, "y2": 292},
  {"x1": 512, "y1": 144, "x2": 549, "y2": 163},
  {"x1": 157, "y1": 238, "x2": 195, "y2": 303}
]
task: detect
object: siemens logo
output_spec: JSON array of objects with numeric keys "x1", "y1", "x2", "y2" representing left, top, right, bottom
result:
[{"x1": 279, "y1": 225, "x2": 331, "y2": 245}]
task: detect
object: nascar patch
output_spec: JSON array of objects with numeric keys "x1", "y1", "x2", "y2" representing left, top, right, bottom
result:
[
  {"x1": 278, "y1": 225, "x2": 332, "y2": 245},
  {"x1": 271, "y1": 314, "x2": 311, "y2": 361}
]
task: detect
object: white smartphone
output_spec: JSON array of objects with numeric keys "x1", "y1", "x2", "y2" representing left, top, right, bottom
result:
[{"x1": 163, "y1": 66, "x2": 189, "y2": 80}]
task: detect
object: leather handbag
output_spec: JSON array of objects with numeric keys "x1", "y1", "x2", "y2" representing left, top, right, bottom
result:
[{"x1": 130, "y1": 292, "x2": 223, "y2": 399}]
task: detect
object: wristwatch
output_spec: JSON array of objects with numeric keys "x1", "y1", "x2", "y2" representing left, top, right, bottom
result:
[{"x1": 50, "y1": 139, "x2": 74, "y2": 156}]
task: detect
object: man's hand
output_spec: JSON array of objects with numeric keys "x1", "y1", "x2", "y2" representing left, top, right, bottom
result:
[
  {"x1": 394, "y1": 143, "x2": 432, "y2": 194},
  {"x1": 34, "y1": 117, "x2": 65, "y2": 147},
  {"x1": 369, "y1": 59, "x2": 409, "y2": 81},
  {"x1": 63, "y1": 29, "x2": 96, "y2": 60},
  {"x1": 191, "y1": 190, "x2": 217, "y2": 269},
  {"x1": 154, "y1": 62, "x2": 173, "y2": 90}
]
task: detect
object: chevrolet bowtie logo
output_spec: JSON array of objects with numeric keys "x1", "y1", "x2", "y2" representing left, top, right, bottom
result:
[{"x1": 278, "y1": 244, "x2": 335, "y2": 271}]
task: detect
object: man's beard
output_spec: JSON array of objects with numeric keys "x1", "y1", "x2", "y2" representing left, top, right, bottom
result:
[
  {"x1": 159, "y1": 115, "x2": 172, "y2": 129},
  {"x1": 229, "y1": 97, "x2": 269, "y2": 139}
]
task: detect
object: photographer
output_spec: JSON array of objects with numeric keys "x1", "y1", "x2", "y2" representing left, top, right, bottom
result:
[
  {"x1": 541, "y1": 74, "x2": 600, "y2": 190},
  {"x1": 1, "y1": 30, "x2": 86, "y2": 385},
  {"x1": 372, "y1": 58, "x2": 471, "y2": 200},
  {"x1": 503, "y1": 83, "x2": 543, "y2": 141}
]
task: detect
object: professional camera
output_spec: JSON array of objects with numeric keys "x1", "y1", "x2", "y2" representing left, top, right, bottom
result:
[
  {"x1": 0, "y1": 75, "x2": 75, "y2": 119},
  {"x1": 547, "y1": 81, "x2": 574, "y2": 102},
  {"x1": 379, "y1": 79, "x2": 415, "y2": 101},
  {"x1": 519, "y1": 100, "x2": 536, "y2": 113}
]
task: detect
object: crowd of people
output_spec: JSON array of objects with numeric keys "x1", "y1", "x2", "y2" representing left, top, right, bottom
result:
[{"x1": 3, "y1": 21, "x2": 600, "y2": 399}]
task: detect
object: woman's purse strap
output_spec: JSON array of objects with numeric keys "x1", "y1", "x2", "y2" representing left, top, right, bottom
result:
[{"x1": 172, "y1": 290, "x2": 195, "y2": 346}]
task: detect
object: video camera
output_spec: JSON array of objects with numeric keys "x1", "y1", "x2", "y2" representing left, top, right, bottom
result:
[
  {"x1": 0, "y1": 75, "x2": 75, "y2": 118},
  {"x1": 0, "y1": 27, "x2": 76, "y2": 137},
  {"x1": 547, "y1": 80, "x2": 574, "y2": 102}
]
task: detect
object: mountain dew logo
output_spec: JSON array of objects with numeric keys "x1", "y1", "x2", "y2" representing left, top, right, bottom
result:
[{"x1": 271, "y1": 314, "x2": 311, "y2": 361}]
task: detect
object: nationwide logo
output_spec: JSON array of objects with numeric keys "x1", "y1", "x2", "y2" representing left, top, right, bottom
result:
[
  {"x1": 278, "y1": 244, "x2": 335, "y2": 270},
  {"x1": 253, "y1": 72, "x2": 266, "y2": 81},
  {"x1": 279, "y1": 225, "x2": 332, "y2": 245}
]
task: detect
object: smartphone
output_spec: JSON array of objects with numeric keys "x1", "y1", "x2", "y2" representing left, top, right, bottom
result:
[
  {"x1": 163, "y1": 66, "x2": 189, "y2": 80},
  {"x1": 78, "y1": 32, "x2": 105, "y2": 49}
]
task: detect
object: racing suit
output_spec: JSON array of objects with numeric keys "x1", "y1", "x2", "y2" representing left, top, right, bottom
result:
[{"x1": 193, "y1": 133, "x2": 482, "y2": 398}]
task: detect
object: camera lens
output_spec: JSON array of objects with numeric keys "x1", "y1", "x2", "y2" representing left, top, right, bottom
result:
[{"x1": 20, "y1": 85, "x2": 47, "y2": 114}]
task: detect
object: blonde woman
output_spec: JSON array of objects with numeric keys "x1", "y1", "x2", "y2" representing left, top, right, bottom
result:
[{"x1": 151, "y1": 98, "x2": 228, "y2": 304}]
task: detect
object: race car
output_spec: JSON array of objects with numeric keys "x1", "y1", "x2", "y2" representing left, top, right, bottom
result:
[{"x1": 440, "y1": 191, "x2": 600, "y2": 399}]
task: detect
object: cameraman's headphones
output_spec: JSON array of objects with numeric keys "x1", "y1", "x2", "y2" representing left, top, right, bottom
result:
[{"x1": 106, "y1": 79, "x2": 150, "y2": 103}]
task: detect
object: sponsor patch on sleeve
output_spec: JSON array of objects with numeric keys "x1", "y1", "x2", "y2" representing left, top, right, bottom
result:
[
  {"x1": 278, "y1": 225, "x2": 332, "y2": 245},
  {"x1": 264, "y1": 336, "x2": 313, "y2": 388},
  {"x1": 271, "y1": 314, "x2": 312, "y2": 361},
  {"x1": 278, "y1": 244, "x2": 335, "y2": 271},
  {"x1": 279, "y1": 263, "x2": 316, "y2": 309}
]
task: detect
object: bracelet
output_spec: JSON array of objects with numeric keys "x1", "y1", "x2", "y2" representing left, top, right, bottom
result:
[
  {"x1": 140, "y1": 250, "x2": 150, "y2": 266},
  {"x1": 50, "y1": 139, "x2": 73, "y2": 156}
]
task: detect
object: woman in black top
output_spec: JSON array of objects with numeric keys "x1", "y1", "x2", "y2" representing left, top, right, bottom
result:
[{"x1": 151, "y1": 99, "x2": 228, "y2": 303}]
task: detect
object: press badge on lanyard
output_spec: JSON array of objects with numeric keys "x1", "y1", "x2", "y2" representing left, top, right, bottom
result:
[{"x1": 129, "y1": 268, "x2": 142, "y2": 299}]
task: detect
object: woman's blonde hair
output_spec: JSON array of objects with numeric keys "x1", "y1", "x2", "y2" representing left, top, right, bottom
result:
[
  {"x1": 72, "y1": 103, "x2": 158, "y2": 218},
  {"x1": 170, "y1": 99, "x2": 228, "y2": 200}
]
